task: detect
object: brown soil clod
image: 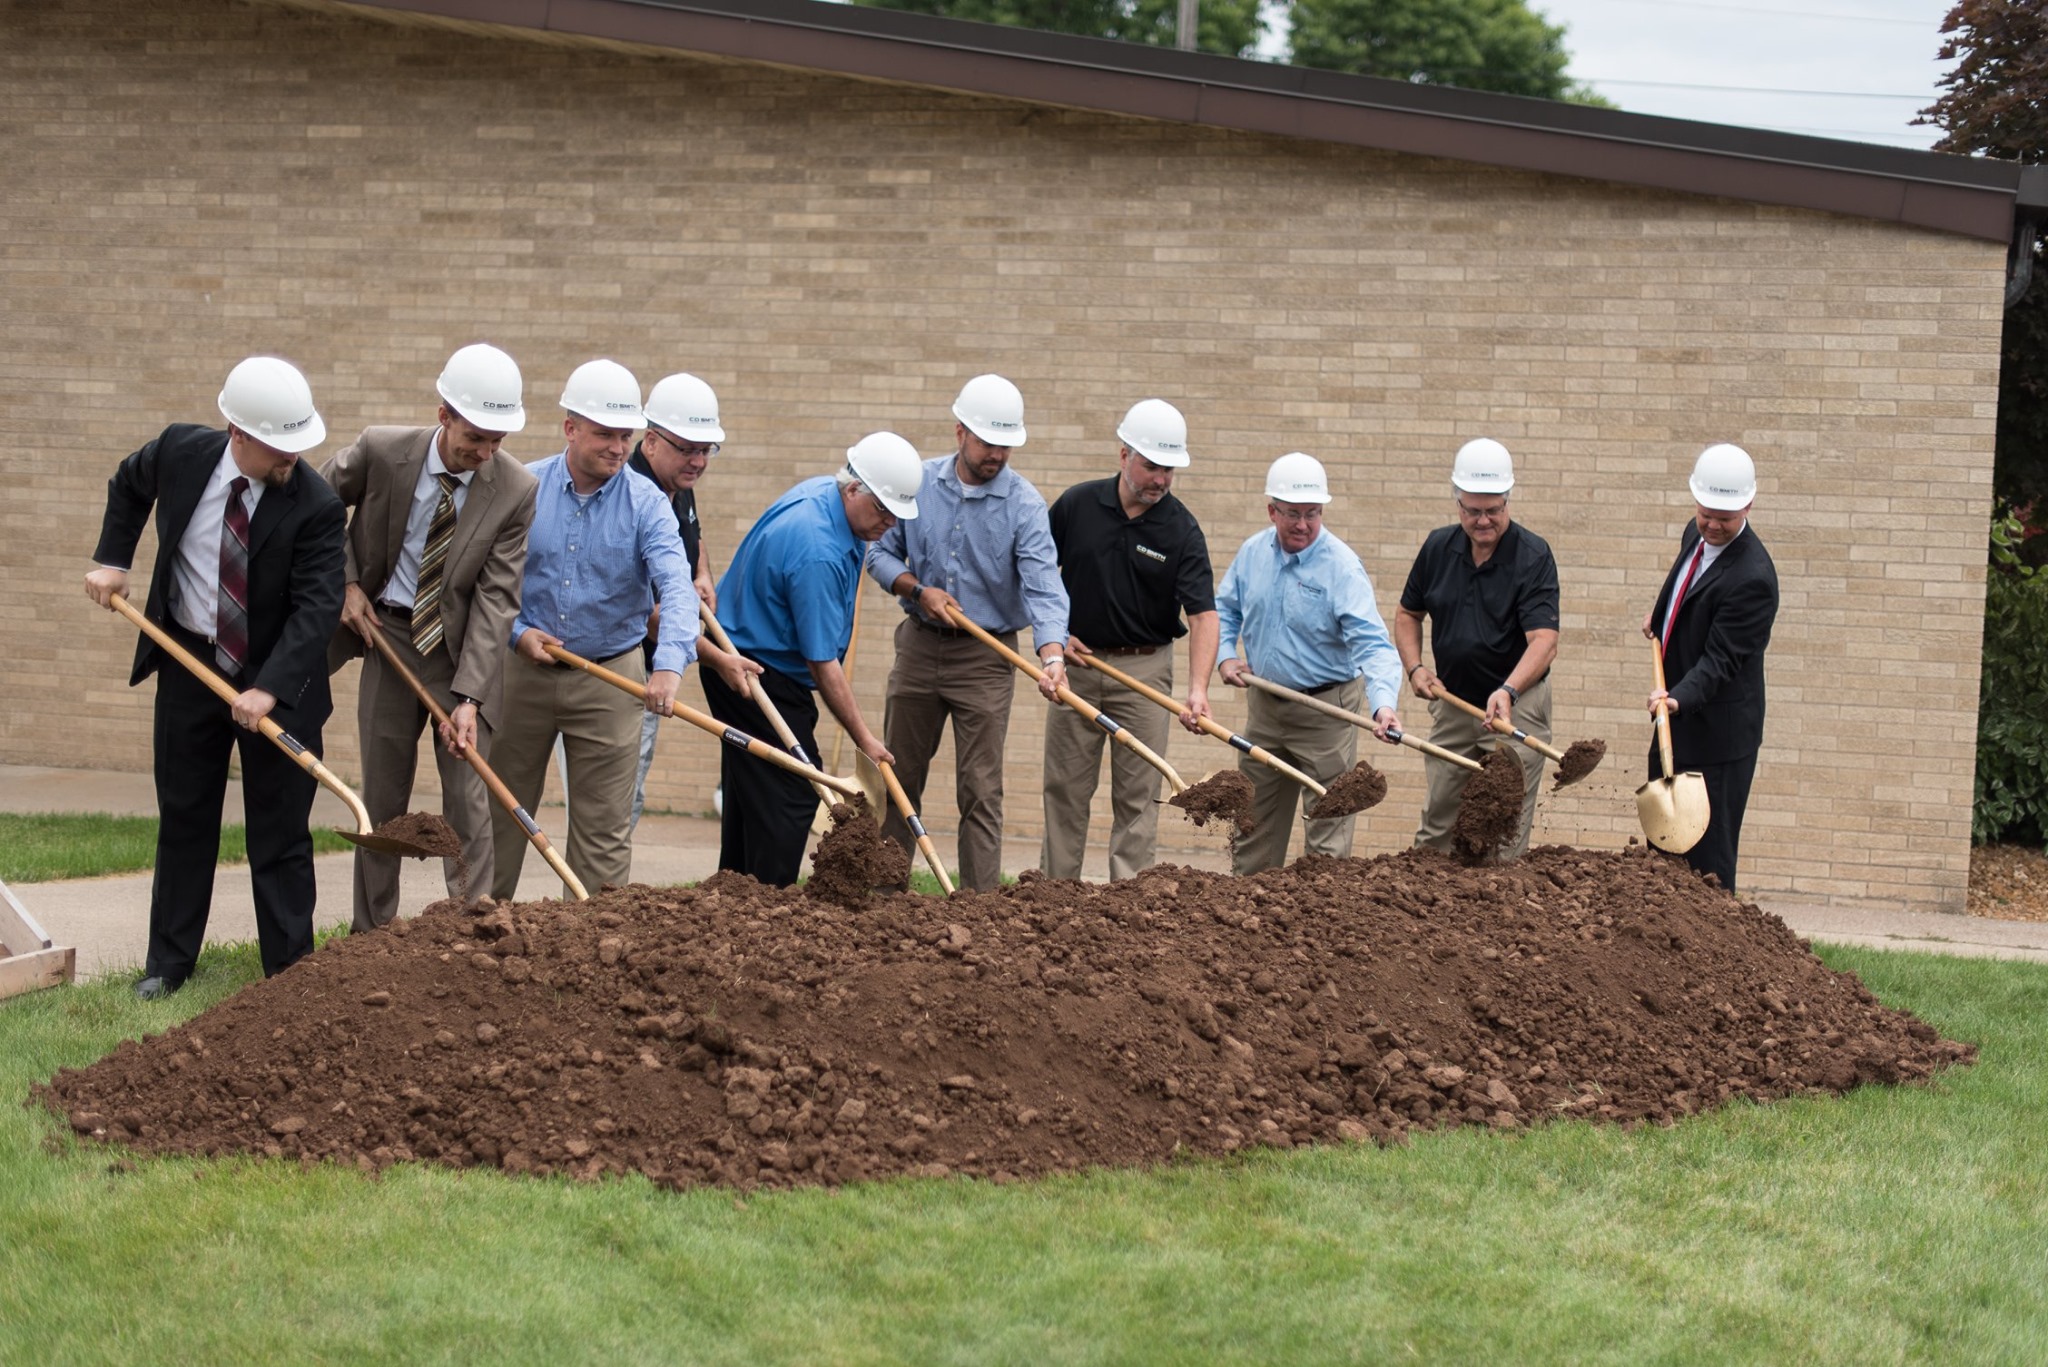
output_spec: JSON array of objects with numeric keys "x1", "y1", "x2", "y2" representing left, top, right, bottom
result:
[
  {"x1": 806, "y1": 798, "x2": 908, "y2": 906},
  {"x1": 1552, "y1": 739, "x2": 1608, "y2": 789},
  {"x1": 366, "y1": 811, "x2": 463, "y2": 858},
  {"x1": 33, "y1": 847, "x2": 1972, "y2": 1192},
  {"x1": 1169, "y1": 771, "x2": 1257, "y2": 836},
  {"x1": 1304, "y1": 762, "x2": 1388, "y2": 819},
  {"x1": 1449, "y1": 749, "x2": 1526, "y2": 862}
]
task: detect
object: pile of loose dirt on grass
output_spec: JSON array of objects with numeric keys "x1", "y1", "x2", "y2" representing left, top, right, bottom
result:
[
  {"x1": 1305, "y1": 762, "x2": 1388, "y2": 819},
  {"x1": 370, "y1": 811, "x2": 463, "y2": 858},
  {"x1": 806, "y1": 800, "x2": 907, "y2": 906},
  {"x1": 1449, "y1": 750, "x2": 1526, "y2": 861},
  {"x1": 1169, "y1": 771, "x2": 1256, "y2": 834},
  {"x1": 38, "y1": 847, "x2": 1972, "y2": 1192},
  {"x1": 1552, "y1": 739, "x2": 1607, "y2": 788}
]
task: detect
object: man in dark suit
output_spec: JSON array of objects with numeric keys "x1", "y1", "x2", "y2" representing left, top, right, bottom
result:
[
  {"x1": 85, "y1": 356, "x2": 346, "y2": 998},
  {"x1": 324, "y1": 344, "x2": 539, "y2": 931},
  {"x1": 1643, "y1": 442, "x2": 1779, "y2": 893}
]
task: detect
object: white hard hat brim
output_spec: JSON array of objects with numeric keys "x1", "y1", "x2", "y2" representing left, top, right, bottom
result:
[
  {"x1": 444, "y1": 397, "x2": 526, "y2": 435},
  {"x1": 1131, "y1": 446, "x2": 1190, "y2": 468},
  {"x1": 1690, "y1": 477, "x2": 1755, "y2": 511},
  {"x1": 565, "y1": 403, "x2": 647, "y2": 430},
  {"x1": 651, "y1": 420, "x2": 725, "y2": 446},
  {"x1": 268, "y1": 413, "x2": 328, "y2": 454},
  {"x1": 1452, "y1": 472, "x2": 1513, "y2": 494},
  {"x1": 961, "y1": 417, "x2": 1025, "y2": 447},
  {"x1": 874, "y1": 489, "x2": 919, "y2": 519}
]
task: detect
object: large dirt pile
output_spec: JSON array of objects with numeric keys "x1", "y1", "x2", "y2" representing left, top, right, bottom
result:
[{"x1": 40, "y1": 847, "x2": 1972, "y2": 1191}]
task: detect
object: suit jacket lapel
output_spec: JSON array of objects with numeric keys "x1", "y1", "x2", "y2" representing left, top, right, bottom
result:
[
  {"x1": 246, "y1": 468, "x2": 300, "y2": 558},
  {"x1": 446, "y1": 457, "x2": 497, "y2": 571},
  {"x1": 159, "y1": 431, "x2": 230, "y2": 555},
  {"x1": 384, "y1": 429, "x2": 433, "y2": 569}
]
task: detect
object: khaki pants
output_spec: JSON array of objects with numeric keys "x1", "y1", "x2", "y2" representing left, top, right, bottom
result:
[
  {"x1": 883, "y1": 617, "x2": 1016, "y2": 891},
  {"x1": 1041, "y1": 649, "x2": 1174, "y2": 881},
  {"x1": 490, "y1": 647, "x2": 644, "y2": 899},
  {"x1": 351, "y1": 608, "x2": 494, "y2": 930},
  {"x1": 1414, "y1": 674, "x2": 1550, "y2": 861},
  {"x1": 1232, "y1": 678, "x2": 1363, "y2": 875}
]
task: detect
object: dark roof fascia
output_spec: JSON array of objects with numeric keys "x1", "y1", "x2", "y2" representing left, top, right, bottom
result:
[{"x1": 342, "y1": 0, "x2": 2026, "y2": 243}]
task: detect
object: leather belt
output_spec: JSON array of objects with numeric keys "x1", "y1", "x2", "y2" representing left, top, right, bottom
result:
[
  {"x1": 1092, "y1": 645, "x2": 1158, "y2": 657},
  {"x1": 914, "y1": 618, "x2": 972, "y2": 639},
  {"x1": 1300, "y1": 678, "x2": 1352, "y2": 696}
]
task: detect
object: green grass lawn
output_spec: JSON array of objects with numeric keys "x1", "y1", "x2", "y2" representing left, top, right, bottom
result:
[
  {"x1": 0, "y1": 813, "x2": 353, "y2": 883},
  {"x1": 2, "y1": 944, "x2": 2045, "y2": 1365}
]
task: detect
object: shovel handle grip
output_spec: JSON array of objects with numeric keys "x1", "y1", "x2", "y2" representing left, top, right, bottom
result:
[
  {"x1": 110, "y1": 593, "x2": 376, "y2": 833},
  {"x1": 1076, "y1": 653, "x2": 1325, "y2": 796},
  {"x1": 938, "y1": 606, "x2": 1187, "y2": 794},
  {"x1": 1428, "y1": 684, "x2": 1567, "y2": 763},
  {"x1": 543, "y1": 643, "x2": 862, "y2": 799},
  {"x1": 362, "y1": 622, "x2": 588, "y2": 900}
]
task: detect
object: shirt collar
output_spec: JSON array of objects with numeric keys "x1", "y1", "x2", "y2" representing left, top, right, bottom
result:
[
  {"x1": 944, "y1": 455, "x2": 1011, "y2": 500},
  {"x1": 554, "y1": 450, "x2": 619, "y2": 500}
]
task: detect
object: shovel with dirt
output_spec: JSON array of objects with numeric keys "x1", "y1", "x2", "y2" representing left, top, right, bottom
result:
[
  {"x1": 1636, "y1": 639, "x2": 1710, "y2": 853},
  {"x1": 109, "y1": 593, "x2": 449, "y2": 859},
  {"x1": 1073, "y1": 653, "x2": 1387, "y2": 820},
  {"x1": 359, "y1": 619, "x2": 587, "y2": 899},
  {"x1": 1426, "y1": 684, "x2": 1607, "y2": 789}
]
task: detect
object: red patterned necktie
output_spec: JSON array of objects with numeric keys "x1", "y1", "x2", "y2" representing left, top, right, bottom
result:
[
  {"x1": 1661, "y1": 541, "x2": 1705, "y2": 652},
  {"x1": 216, "y1": 475, "x2": 250, "y2": 676}
]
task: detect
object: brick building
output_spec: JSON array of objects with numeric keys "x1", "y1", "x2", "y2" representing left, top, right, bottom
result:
[{"x1": 3, "y1": 0, "x2": 2039, "y2": 910}]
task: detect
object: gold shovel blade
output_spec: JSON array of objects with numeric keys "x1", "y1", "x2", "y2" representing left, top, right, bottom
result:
[
  {"x1": 1635, "y1": 772, "x2": 1710, "y2": 854},
  {"x1": 853, "y1": 751, "x2": 888, "y2": 824}
]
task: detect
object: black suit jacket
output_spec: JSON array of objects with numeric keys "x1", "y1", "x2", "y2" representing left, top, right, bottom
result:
[
  {"x1": 1649, "y1": 520, "x2": 1779, "y2": 767},
  {"x1": 93, "y1": 423, "x2": 347, "y2": 723}
]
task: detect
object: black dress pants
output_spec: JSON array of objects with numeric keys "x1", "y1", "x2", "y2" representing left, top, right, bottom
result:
[
  {"x1": 701, "y1": 665, "x2": 822, "y2": 887},
  {"x1": 1647, "y1": 743, "x2": 1758, "y2": 895},
  {"x1": 149, "y1": 639, "x2": 319, "y2": 981}
]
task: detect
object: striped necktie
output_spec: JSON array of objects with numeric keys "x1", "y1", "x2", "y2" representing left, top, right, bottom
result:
[
  {"x1": 1661, "y1": 541, "x2": 1705, "y2": 651},
  {"x1": 216, "y1": 475, "x2": 250, "y2": 676},
  {"x1": 410, "y1": 472, "x2": 461, "y2": 655}
]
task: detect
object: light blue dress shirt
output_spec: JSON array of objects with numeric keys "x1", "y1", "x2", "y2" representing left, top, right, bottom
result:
[
  {"x1": 717, "y1": 476, "x2": 863, "y2": 687},
  {"x1": 511, "y1": 452, "x2": 698, "y2": 674},
  {"x1": 1215, "y1": 526, "x2": 1401, "y2": 716},
  {"x1": 867, "y1": 455, "x2": 1069, "y2": 650}
]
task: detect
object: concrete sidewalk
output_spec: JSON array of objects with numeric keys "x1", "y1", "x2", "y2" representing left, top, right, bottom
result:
[{"x1": 5, "y1": 763, "x2": 2046, "y2": 980}]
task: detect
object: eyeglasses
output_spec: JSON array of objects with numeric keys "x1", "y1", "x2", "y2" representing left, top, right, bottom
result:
[
  {"x1": 1268, "y1": 504, "x2": 1323, "y2": 526},
  {"x1": 649, "y1": 428, "x2": 718, "y2": 459},
  {"x1": 1456, "y1": 501, "x2": 1506, "y2": 523}
]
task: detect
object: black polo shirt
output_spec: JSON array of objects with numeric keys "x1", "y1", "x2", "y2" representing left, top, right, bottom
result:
[
  {"x1": 630, "y1": 446, "x2": 701, "y2": 669},
  {"x1": 1398, "y1": 520, "x2": 1559, "y2": 706},
  {"x1": 1049, "y1": 476, "x2": 1215, "y2": 649}
]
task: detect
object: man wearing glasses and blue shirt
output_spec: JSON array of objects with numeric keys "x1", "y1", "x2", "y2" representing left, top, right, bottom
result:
[
  {"x1": 1216, "y1": 453, "x2": 1403, "y2": 874},
  {"x1": 1394, "y1": 439, "x2": 1560, "y2": 861}
]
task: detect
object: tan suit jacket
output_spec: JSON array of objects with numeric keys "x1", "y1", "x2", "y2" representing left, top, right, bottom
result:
[{"x1": 323, "y1": 426, "x2": 538, "y2": 725}]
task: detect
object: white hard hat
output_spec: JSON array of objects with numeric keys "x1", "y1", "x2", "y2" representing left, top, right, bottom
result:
[
  {"x1": 1689, "y1": 442, "x2": 1757, "y2": 511},
  {"x1": 1265, "y1": 452, "x2": 1331, "y2": 505},
  {"x1": 217, "y1": 356, "x2": 325, "y2": 454},
  {"x1": 559, "y1": 359, "x2": 645, "y2": 429},
  {"x1": 846, "y1": 432, "x2": 923, "y2": 519},
  {"x1": 436, "y1": 343, "x2": 526, "y2": 434},
  {"x1": 1116, "y1": 399, "x2": 1190, "y2": 468},
  {"x1": 644, "y1": 373, "x2": 725, "y2": 446},
  {"x1": 1451, "y1": 437, "x2": 1514, "y2": 494},
  {"x1": 952, "y1": 373, "x2": 1026, "y2": 447}
]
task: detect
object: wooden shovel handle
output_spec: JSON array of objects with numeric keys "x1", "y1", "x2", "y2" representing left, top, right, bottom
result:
[
  {"x1": 1650, "y1": 638, "x2": 1677, "y2": 779},
  {"x1": 935, "y1": 605, "x2": 1187, "y2": 794},
  {"x1": 109, "y1": 593, "x2": 376, "y2": 834},
  {"x1": 542, "y1": 643, "x2": 862, "y2": 799},
  {"x1": 1239, "y1": 671, "x2": 1483, "y2": 773},
  {"x1": 361, "y1": 621, "x2": 587, "y2": 900},
  {"x1": 1427, "y1": 683, "x2": 1567, "y2": 763},
  {"x1": 699, "y1": 610, "x2": 836, "y2": 806},
  {"x1": 1074, "y1": 652, "x2": 1325, "y2": 796},
  {"x1": 876, "y1": 758, "x2": 954, "y2": 894}
]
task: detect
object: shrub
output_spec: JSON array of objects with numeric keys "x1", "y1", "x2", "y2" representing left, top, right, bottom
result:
[{"x1": 1974, "y1": 508, "x2": 2048, "y2": 846}]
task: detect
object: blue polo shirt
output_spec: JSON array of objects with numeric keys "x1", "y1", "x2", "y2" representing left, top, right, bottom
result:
[{"x1": 717, "y1": 476, "x2": 864, "y2": 687}]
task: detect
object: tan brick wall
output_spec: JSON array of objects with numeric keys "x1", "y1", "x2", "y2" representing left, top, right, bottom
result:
[{"x1": 0, "y1": 0, "x2": 2001, "y2": 910}]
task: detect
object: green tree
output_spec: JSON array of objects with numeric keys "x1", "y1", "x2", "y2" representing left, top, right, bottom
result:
[
  {"x1": 1286, "y1": 0, "x2": 1601, "y2": 102},
  {"x1": 1921, "y1": 0, "x2": 2048, "y2": 524},
  {"x1": 850, "y1": 0, "x2": 1267, "y2": 59}
]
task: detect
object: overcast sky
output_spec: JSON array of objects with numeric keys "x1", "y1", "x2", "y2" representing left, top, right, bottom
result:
[{"x1": 1534, "y1": 0, "x2": 1957, "y2": 149}]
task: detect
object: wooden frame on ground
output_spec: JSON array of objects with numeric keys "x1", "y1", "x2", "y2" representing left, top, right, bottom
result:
[{"x1": 0, "y1": 879, "x2": 75, "y2": 1001}]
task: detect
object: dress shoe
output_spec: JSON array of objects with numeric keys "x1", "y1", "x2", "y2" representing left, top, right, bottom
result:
[{"x1": 133, "y1": 975, "x2": 185, "y2": 1001}]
